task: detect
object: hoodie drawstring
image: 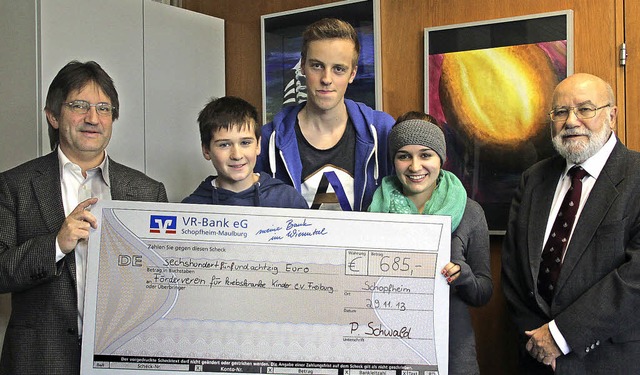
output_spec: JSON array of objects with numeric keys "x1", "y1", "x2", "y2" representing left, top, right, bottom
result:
[
  {"x1": 210, "y1": 179, "x2": 220, "y2": 204},
  {"x1": 253, "y1": 182, "x2": 261, "y2": 206},
  {"x1": 269, "y1": 131, "x2": 277, "y2": 178},
  {"x1": 369, "y1": 123, "x2": 379, "y2": 183}
]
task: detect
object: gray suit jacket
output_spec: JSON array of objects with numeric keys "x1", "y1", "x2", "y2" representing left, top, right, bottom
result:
[
  {"x1": 502, "y1": 139, "x2": 640, "y2": 374},
  {"x1": 0, "y1": 151, "x2": 167, "y2": 375}
]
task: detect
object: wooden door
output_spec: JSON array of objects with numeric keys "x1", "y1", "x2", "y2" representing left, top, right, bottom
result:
[
  {"x1": 380, "y1": 1, "x2": 619, "y2": 374},
  {"x1": 626, "y1": 0, "x2": 640, "y2": 150}
]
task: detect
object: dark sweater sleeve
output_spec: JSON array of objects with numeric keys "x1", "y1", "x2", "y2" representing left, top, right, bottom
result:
[{"x1": 450, "y1": 199, "x2": 493, "y2": 307}]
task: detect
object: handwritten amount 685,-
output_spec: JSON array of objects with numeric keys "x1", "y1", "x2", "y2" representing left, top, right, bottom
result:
[
  {"x1": 370, "y1": 252, "x2": 434, "y2": 278},
  {"x1": 346, "y1": 250, "x2": 435, "y2": 278}
]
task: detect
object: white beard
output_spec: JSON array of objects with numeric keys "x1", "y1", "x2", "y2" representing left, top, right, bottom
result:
[{"x1": 551, "y1": 119, "x2": 612, "y2": 164}]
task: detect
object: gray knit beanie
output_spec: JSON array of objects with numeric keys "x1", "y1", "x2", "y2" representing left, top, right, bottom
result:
[{"x1": 388, "y1": 119, "x2": 446, "y2": 164}]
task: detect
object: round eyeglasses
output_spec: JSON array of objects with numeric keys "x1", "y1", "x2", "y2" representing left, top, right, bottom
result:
[
  {"x1": 549, "y1": 104, "x2": 610, "y2": 122},
  {"x1": 63, "y1": 100, "x2": 116, "y2": 117}
]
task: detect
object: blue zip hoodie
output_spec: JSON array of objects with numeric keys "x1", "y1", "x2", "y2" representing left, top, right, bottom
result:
[
  {"x1": 255, "y1": 99, "x2": 394, "y2": 211},
  {"x1": 182, "y1": 172, "x2": 308, "y2": 209}
]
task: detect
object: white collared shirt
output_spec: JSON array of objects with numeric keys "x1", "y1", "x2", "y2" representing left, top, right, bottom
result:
[
  {"x1": 547, "y1": 132, "x2": 617, "y2": 354},
  {"x1": 542, "y1": 133, "x2": 616, "y2": 257},
  {"x1": 56, "y1": 148, "x2": 111, "y2": 335}
]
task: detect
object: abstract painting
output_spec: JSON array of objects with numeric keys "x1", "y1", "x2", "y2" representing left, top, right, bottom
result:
[{"x1": 425, "y1": 11, "x2": 574, "y2": 232}]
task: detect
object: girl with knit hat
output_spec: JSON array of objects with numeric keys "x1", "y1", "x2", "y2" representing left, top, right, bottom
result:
[{"x1": 368, "y1": 112, "x2": 493, "y2": 375}]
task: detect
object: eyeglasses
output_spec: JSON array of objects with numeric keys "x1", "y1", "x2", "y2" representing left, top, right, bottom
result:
[
  {"x1": 549, "y1": 104, "x2": 610, "y2": 122},
  {"x1": 63, "y1": 100, "x2": 116, "y2": 116}
]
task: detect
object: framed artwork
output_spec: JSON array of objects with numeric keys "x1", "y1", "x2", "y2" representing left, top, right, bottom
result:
[
  {"x1": 425, "y1": 11, "x2": 574, "y2": 233},
  {"x1": 261, "y1": 0, "x2": 381, "y2": 124}
]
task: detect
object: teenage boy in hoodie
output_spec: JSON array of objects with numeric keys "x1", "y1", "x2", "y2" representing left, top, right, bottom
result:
[
  {"x1": 182, "y1": 96, "x2": 308, "y2": 209},
  {"x1": 255, "y1": 18, "x2": 394, "y2": 211}
]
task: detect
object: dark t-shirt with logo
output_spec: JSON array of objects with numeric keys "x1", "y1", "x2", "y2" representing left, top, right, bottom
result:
[{"x1": 296, "y1": 119, "x2": 355, "y2": 210}]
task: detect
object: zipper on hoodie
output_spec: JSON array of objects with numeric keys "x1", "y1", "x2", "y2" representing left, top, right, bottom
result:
[
  {"x1": 359, "y1": 123, "x2": 379, "y2": 210},
  {"x1": 280, "y1": 149, "x2": 299, "y2": 191}
]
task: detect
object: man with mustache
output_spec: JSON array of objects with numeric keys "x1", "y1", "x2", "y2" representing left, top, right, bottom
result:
[
  {"x1": 0, "y1": 60, "x2": 167, "y2": 374},
  {"x1": 502, "y1": 73, "x2": 640, "y2": 374}
]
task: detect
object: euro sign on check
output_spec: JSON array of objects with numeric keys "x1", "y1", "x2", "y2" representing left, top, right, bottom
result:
[{"x1": 81, "y1": 201, "x2": 451, "y2": 375}]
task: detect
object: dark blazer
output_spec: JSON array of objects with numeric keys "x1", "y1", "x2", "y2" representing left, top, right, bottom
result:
[
  {"x1": 502, "y1": 139, "x2": 640, "y2": 374},
  {"x1": 0, "y1": 151, "x2": 167, "y2": 375}
]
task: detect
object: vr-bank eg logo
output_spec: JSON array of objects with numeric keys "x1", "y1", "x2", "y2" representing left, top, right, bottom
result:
[{"x1": 149, "y1": 215, "x2": 177, "y2": 234}]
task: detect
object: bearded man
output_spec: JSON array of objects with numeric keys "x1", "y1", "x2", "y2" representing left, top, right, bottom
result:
[{"x1": 501, "y1": 73, "x2": 640, "y2": 374}]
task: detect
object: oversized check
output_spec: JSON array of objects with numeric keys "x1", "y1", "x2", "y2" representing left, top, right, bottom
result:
[{"x1": 81, "y1": 201, "x2": 451, "y2": 375}]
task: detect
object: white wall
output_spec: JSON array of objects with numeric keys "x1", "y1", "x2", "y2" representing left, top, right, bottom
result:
[
  {"x1": 0, "y1": 0, "x2": 224, "y2": 354},
  {"x1": 144, "y1": 1, "x2": 225, "y2": 200},
  {"x1": 0, "y1": 1, "x2": 39, "y2": 172},
  {"x1": 0, "y1": 0, "x2": 39, "y2": 356}
]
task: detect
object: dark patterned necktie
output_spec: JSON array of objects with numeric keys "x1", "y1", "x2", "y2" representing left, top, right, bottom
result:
[{"x1": 538, "y1": 166, "x2": 589, "y2": 305}]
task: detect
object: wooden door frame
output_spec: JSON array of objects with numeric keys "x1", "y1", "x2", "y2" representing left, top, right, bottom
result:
[
  {"x1": 615, "y1": 0, "x2": 626, "y2": 144},
  {"x1": 624, "y1": 0, "x2": 640, "y2": 150}
]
